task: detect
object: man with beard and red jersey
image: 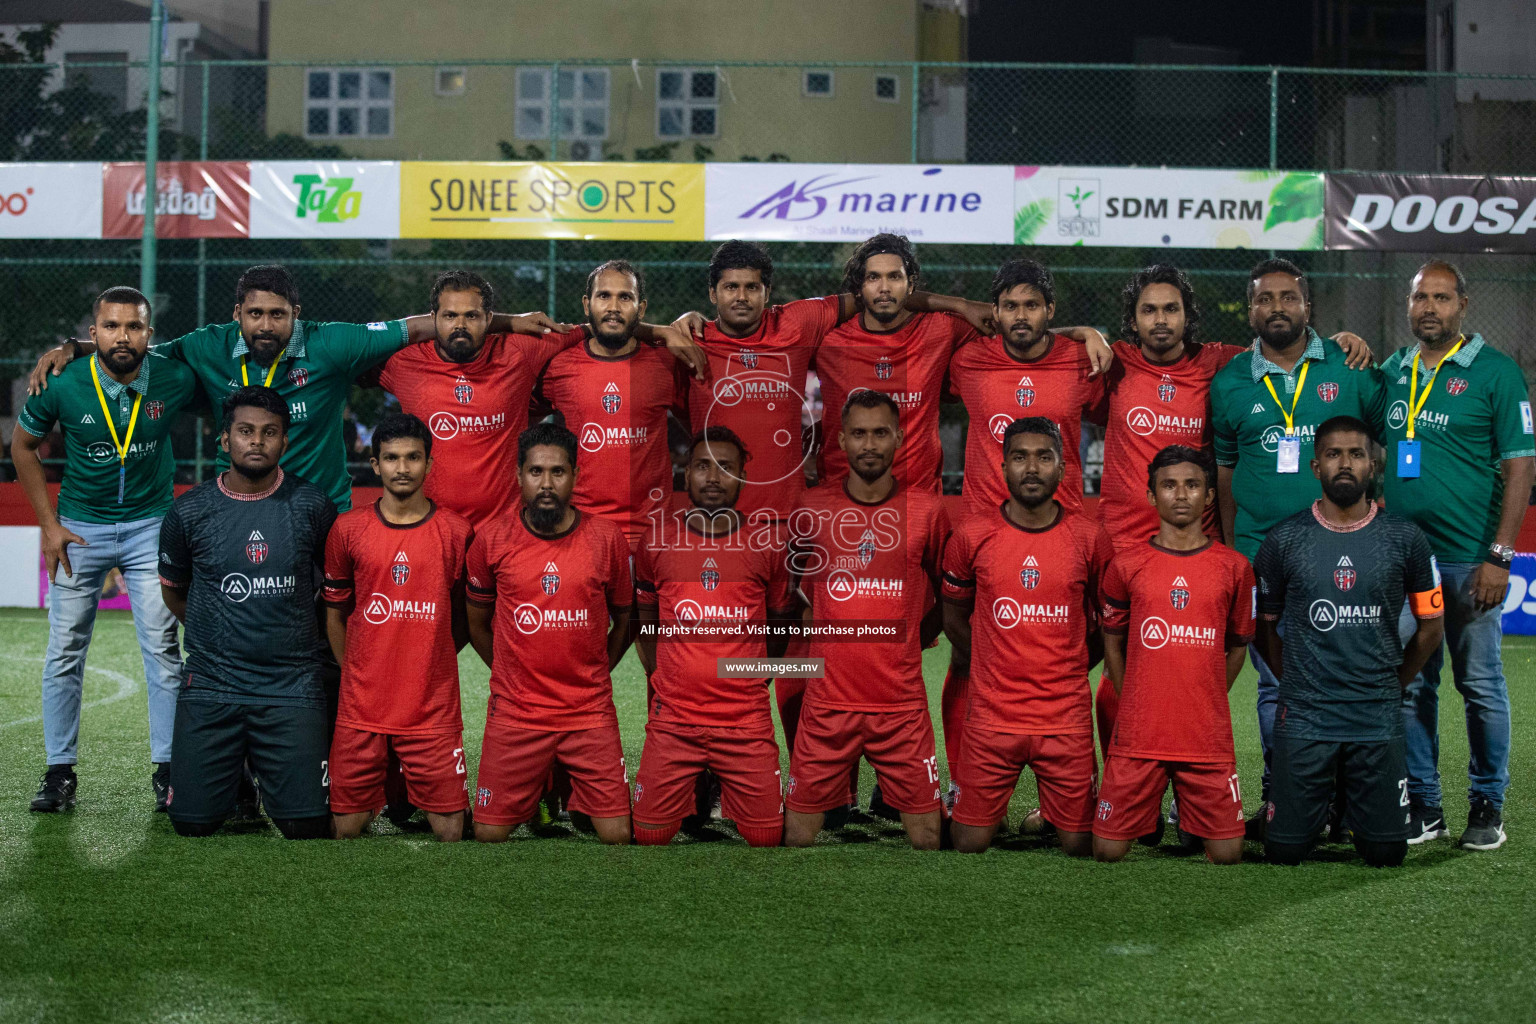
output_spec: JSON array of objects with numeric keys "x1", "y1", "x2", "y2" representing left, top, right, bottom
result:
[
  {"x1": 632, "y1": 427, "x2": 799, "y2": 847},
  {"x1": 323, "y1": 413, "x2": 474, "y2": 842},
  {"x1": 536, "y1": 260, "x2": 691, "y2": 554},
  {"x1": 784, "y1": 391, "x2": 950, "y2": 850},
  {"x1": 942, "y1": 417, "x2": 1113, "y2": 856},
  {"x1": 1093, "y1": 446, "x2": 1255, "y2": 865}
]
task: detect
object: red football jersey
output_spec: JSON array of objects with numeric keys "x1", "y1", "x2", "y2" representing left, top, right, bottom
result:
[
  {"x1": 465, "y1": 511, "x2": 633, "y2": 731},
  {"x1": 380, "y1": 330, "x2": 582, "y2": 528},
  {"x1": 635, "y1": 519, "x2": 797, "y2": 731},
  {"x1": 949, "y1": 333, "x2": 1103, "y2": 520},
  {"x1": 322, "y1": 501, "x2": 474, "y2": 735},
  {"x1": 814, "y1": 311, "x2": 978, "y2": 494},
  {"x1": 1100, "y1": 540, "x2": 1256, "y2": 762},
  {"x1": 940, "y1": 505, "x2": 1113, "y2": 735},
  {"x1": 688, "y1": 296, "x2": 839, "y2": 522},
  {"x1": 1095, "y1": 341, "x2": 1244, "y2": 551},
  {"x1": 538, "y1": 339, "x2": 688, "y2": 548},
  {"x1": 790, "y1": 483, "x2": 950, "y2": 712}
]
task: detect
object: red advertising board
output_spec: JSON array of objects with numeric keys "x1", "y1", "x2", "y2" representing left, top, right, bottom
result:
[{"x1": 102, "y1": 161, "x2": 251, "y2": 239}]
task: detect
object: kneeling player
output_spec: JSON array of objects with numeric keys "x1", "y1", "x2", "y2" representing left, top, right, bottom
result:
[
  {"x1": 1254, "y1": 416, "x2": 1443, "y2": 868},
  {"x1": 322, "y1": 413, "x2": 474, "y2": 842},
  {"x1": 465, "y1": 423, "x2": 634, "y2": 844},
  {"x1": 1093, "y1": 446, "x2": 1254, "y2": 865},
  {"x1": 632, "y1": 427, "x2": 798, "y2": 847},
  {"x1": 784, "y1": 391, "x2": 951, "y2": 850},
  {"x1": 157, "y1": 387, "x2": 337, "y2": 839},
  {"x1": 942, "y1": 418, "x2": 1112, "y2": 855}
]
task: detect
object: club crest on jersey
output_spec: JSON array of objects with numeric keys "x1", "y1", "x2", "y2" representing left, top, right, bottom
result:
[
  {"x1": 1016, "y1": 387, "x2": 1035, "y2": 407},
  {"x1": 145, "y1": 400, "x2": 164, "y2": 420},
  {"x1": 857, "y1": 534, "x2": 877, "y2": 565},
  {"x1": 701, "y1": 569, "x2": 720, "y2": 591},
  {"x1": 740, "y1": 350, "x2": 758, "y2": 369},
  {"x1": 1447, "y1": 377, "x2": 1469, "y2": 396},
  {"x1": 874, "y1": 360, "x2": 893, "y2": 380},
  {"x1": 287, "y1": 367, "x2": 308, "y2": 388},
  {"x1": 245, "y1": 541, "x2": 268, "y2": 564},
  {"x1": 454, "y1": 378, "x2": 473, "y2": 404},
  {"x1": 602, "y1": 393, "x2": 622, "y2": 414},
  {"x1": 1170, "y1": 588, "x2": 1189, "y2": 610},
  {"x1": 1020, "y1": 567, "x2": 1040, "y2": 590},
  {"x1": 1158, "y1": 379, "x2": 1176, "y2": 403},
  {"x1": 541, "y1": 573, "x2": 560, "y2": 595},
  {"x1": 392, "y1": 563, "x2": 410, "y2": 586},
  {"x1": 1317, "y1": 381, "x2": 1339, "y2": 404},
  {"x1": 1334, "y1": 568, "x2": 1356, "y2": 592}
]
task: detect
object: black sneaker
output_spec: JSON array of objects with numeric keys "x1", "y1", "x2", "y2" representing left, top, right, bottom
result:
[
  {"x1": 1407, "y1": 802, "x2": 1448, "y2": 845},
  {"x1": 233, "y1": 762, "x2": 262, "y2": 821},
  {"x1": 1245, "y1": 802, "x2": 1270, "y2": 842},
  {"x1": 868, "y1": 784, "x2": 901, "y2": 823},
  {"x1": 1459, "y1": 797, "x2": 1506, "y2": 851},
  {"x1": 30, "y1": 766, "x2": 77, "y2": 812},
  {"x1": 152, "y1": 763, "x2": 171, "y2": 813}
]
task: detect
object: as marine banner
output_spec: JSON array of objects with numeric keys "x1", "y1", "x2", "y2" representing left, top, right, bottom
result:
[{"x1": 1325, "y1": 173, "x2": 1536, "y2": 253}]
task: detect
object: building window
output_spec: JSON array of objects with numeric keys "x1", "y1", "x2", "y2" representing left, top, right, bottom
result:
[
  {"x1": 874, "y1": 74, "x2": 900, "y2": 103},
  {"x1": 803, "y1": 70, "x2": 834, "y2": 98},
  {"x1": 436, "y1": 67, "x2": 466, "y2": 96},
  {"x1": 657, "y1": 69, "x2": 718, "y2": 138},
  {"x1": 515, "y1": 67, "x2": 609, "y2": 140},
  {"x1": 305, "y1": 68, "x2": 392, "y2": 138}
]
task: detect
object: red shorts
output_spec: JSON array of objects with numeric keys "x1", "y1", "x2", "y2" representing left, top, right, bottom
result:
[
  {"x1": 474, "y1": 716, "x2": 630, "y2": 826},
  {"x1": 788, "y1": 705, "x2": 941, "y2": 815},
  {"x1": 632, "y1": 719, "x2": 782, "y2": 827},
  {"x1": 950, "y1": 728, "x2": 1096, "y2": 831},
  {"x1": 1092, "y1": 755, "x2": 1245, "y2": 841},
  {"x1": 328, "y1": 725, "x2": 468, "y2": 815}
]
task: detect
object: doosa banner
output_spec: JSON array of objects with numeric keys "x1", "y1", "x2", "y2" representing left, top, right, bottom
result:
[
  {"x1": 399, "y1": 162, "x2": 704, "y2": 240},
  {"x1": 1326, "y1": 173, "x2": 1536, "y2": 253},
  {"x1": 102, "y1": 161, "x2": 249, "y2": 239}
]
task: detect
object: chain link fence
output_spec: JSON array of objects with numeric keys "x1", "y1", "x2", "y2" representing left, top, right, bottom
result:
[{"x1": 2, "y1": 54, "x2": 1535, "y2": 486}]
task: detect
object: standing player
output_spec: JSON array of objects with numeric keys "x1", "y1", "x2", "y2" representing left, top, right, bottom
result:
[
  {"x1": 465, "y1": 423, "x2": 634, "y2": 844},
  {"x1": 157, "y1": 387, "x2": 337, "y2": 839},
  {"x1": 784, "y1": 391, "x2": 950, "y2": 850},
  {"x1": 941, "y1": 417, "x2": 1112, "y2": 856},
  {"x1": 323, "y1": 413, "x2": 474, "y2": 842},
  {"x1": 632, "y1": 426, "x2": 799, "y2": 847},
  {"x1": 1092, "y1": 446, "x2": 1255, "y2": 865},
  {"x1": 12, "y1": 287, "x2": 199, "y2": 811},
  {"x1": 1254, "y1": 416, "x2": 1445, "y2": 867}
]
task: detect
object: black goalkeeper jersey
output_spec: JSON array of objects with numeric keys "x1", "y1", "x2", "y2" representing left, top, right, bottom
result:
[
  {"x1": 158, "y1": 470, "x2": 337, "y2": 708},
  {"x1": 1253, "y1": 502, "x2": 1440, "y2": 742}
]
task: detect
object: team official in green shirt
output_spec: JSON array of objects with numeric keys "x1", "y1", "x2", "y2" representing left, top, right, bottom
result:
[
  {"x1": 1381, "y1": 260, "x2": 1533, "y2": 851},
  {"x1": 11, "y1": 287, "x2": 201, "y2": 813},
  {"x1": 1211, "y1": 257, "x2": 1386, "y2": 826}
]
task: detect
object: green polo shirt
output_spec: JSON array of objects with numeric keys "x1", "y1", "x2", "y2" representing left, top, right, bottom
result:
[
  {"x1": 17, "y1": 351, "x2": 199, "y2": 524},
  {"x1": 152, "y1": 318, "x2": 409, "y2": 511},
  {"x1": 1211, "y1": 328, "x2": 1387, "y2": 560},
  {"x1": 1381, "y1": 333, "x2": 1534, "y2": 563}
]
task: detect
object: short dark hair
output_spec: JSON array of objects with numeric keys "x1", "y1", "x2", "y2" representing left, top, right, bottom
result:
[
  {"x1": 518, "y1": 421, "x2": 578, "y2": 470},
  {"x1": 93, "y1": 286, "x2": 152, "y2": 323},
  {"x1": 371, "y1": 411, "x2": 433, "y2": 460},
  {"x1": 235, "y1": 264, "x2": 299, "y2": 307},
  {"x1": 1147, "y1": 444, "x2": 1214, "y2": 491},
  {"x1": 690, "y1": 425, "x2": 749, "y2": 467},
  {"x1": 430, "y1": 269, "x2": 494, "y2": 313},
  {"x1": 1001, "y1": 416, "x2": 1063, "y2": 458},
  {"x1": 841, "y1": 233, "x2": 919, "y2": 298},
  {"x1": 1413, "y1": 259, "x2": 1467, "y2": 298},
  {"x1": 1120, "y1": 264, "x2": 1200, "y2": 345},
  {"x1": 1315, "y1": 415, "x2": 1373, "y2": 450},
  {"x1": 708, "y1": 240, "x2": 774, "y2": 292},
  {"x1": 221, "y1": 385, "x2": 290, "y2": 434},
  {"x1": 585, "y1": 259, "x2": 645, "y2": 303},
  {"x1": 990, "y1": 258, "x2": 1055, "y2": 307},
  {"x1": 1248, "y1": 257, "x2": 1309, "y2": 305},
  {"x1": 841, "y1": 389, "x2": 901, "y2": 424}
]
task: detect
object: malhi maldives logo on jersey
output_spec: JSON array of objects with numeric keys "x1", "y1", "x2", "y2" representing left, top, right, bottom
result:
[
  {"x1": 825, "y1": 570, "x2": 902, "y2": 603},
  {"x1": 429, "y1": 408, "x2": 504, "y2": 441},
  {"x1": 1139, "y1": 610, "x2": 1218, "y2": 650},
  {"x1": 512, "y1": 601, "x2": 589, "y2": 635},
  {"x1": 1126, "y1": 405, "x2": 1202, "y2": 440},
  {"x1": 579, "y1": 421, "x2": 647, "y2": 453},
  {"x1": 363, "y1": 591, "x2": 437, "y2": 625},
  {"x1": 989, "y1": 414, "x2": 1013, "y2": 443}
]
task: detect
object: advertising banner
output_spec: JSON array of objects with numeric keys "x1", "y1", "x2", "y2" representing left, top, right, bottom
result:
[
  {"x1": 0, "y1": 162, "x2": 102, "y2": 238},
  {"x1": 1013, "y1": 166, "x2": 1325, "y2": 250},
  {"x1": 102, "y1": 161, "x2": 249, "y2": 239},
  {"x1": 398, "y1": 162, "x2": 704, "y2": 240},
  {"x1": 1501, "y1": 553, "x2": 1536, "y2": 636},
  {"x1": 248, "y1": 161, "x2": 400, "y2": 238},
  {"x1": 1325, "y1": 172, "x2": 1536, "y2": 253},
  {"x1": 705, "y1": 163, "x2": 1013, "y2": 243}
]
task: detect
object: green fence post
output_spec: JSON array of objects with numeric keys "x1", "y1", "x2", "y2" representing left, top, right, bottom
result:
[
  {"x1": 1269, "y1": 66, "x2": 1279, "y2": 170},
  {"x1": 194, "y1": 59, "x2": 209, "y2": 481},
  {"x1": 910, "y1": 61, "x2": 920, "y2": 162},
  {"x1": 548, "y1": 63, "x2": 560, "y2": 317},
  {"x1": 140, "y1": 0, "x2": 165, "y2": 303}
]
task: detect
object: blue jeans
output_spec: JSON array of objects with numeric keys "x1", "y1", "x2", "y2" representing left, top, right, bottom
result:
[
  {"x1": 1396, "y1": 561, "x2": 1510, "y2": 810},
  {"x1": 43, "y1": 516, "x2": 181, "y2": 765},
  {"x1": 1252, "y1": 624, "x2": 1282, "y2": 802}
]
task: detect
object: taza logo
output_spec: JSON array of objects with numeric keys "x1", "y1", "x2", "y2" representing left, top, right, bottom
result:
[{"x1": 292, "y1": 174, "x2": 362, "y2": 222}]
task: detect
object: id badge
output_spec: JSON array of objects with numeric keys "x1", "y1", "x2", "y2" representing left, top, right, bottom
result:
[
  {"x1": 1397, "y1": 439, "x2": 1422, "y2": 478},
  {"x1": 1276, "y1": 435, "x2": 1301, "y2": 474}
]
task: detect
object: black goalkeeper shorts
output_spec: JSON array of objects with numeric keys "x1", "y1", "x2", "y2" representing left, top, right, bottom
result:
[
  {"x1": 1268, "y1": 733, "x2": 1411, "y2": 844},
  {"x1": 168, "y1": 699, "x2": 330, "y2": 824}
]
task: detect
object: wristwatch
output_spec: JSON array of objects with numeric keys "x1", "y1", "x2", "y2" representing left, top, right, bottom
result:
[{"x1": 1487, "y1": 543, "x2": 1516, "y2": 568}]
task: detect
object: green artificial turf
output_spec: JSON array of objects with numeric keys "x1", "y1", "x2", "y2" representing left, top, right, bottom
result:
[{"x1": 0, "y1": 606, "x2": 1530, "y2": 1023}]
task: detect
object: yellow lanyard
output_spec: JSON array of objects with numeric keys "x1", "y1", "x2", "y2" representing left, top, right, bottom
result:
[
  {"x1": 89, "y1": 355, "x2": 143, "y2": 504},
  {"x1": 1261, "y1": 359, "x2": 1310, "y2": 437},
  {"x1": 1407, "y1": 336, "x2": 1464, "y2": 441},
  {"x1": 240, "y1": 347, "x2": 287, "y2": 387}
]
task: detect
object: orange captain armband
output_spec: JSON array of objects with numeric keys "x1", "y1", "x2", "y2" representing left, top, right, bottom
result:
[{"x1": 1409, "y1": 586, "x2": 1444, "y2": 619}]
